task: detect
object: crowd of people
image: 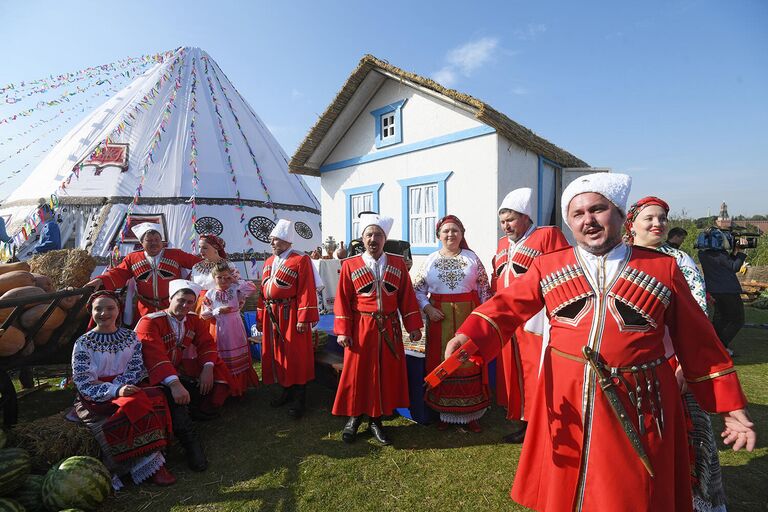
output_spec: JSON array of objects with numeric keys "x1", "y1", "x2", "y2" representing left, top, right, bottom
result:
[{"x1": 69, "y1": 172, "x2": 755, "y2": 512}]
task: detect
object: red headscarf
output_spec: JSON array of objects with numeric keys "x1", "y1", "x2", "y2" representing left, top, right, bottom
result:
[
  {"x1": 200, "y1": 234, "x2": 227, "y2": 259},
  {"x1": 435, "y1": 215, "x2": 470, "y2": 251},
  {"x1": 624, "y1": 196, "x2": 670, "y2": 245}
]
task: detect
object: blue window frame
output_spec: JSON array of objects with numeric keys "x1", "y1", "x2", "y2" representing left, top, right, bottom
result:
[
  {"x1": 343, "y1": 183, "x2": 383, "y2": 243},
  {"x1": 370, "y1": 99, "x2": 407, "y2": 149},
  {"x1": 397, "y1": 171, "x2": 453, "y2": 255}
]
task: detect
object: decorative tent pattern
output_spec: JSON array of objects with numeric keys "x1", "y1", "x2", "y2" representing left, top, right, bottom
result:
[{"x1": 0, "y1": 47, "x2": 320, "y2": 265}]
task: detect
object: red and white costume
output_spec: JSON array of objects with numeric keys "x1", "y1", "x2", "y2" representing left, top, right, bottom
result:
[
  {"x1": 98, "y1": 249, "x2": 202, "y2": 317},
  {"x1": 491, "y1": 225, "x2": 569, "y2": 420},
  {"x1": 258, "y1": 249, "x2": 319, "y2": 387},
  {"x1": 135, "y1": 311, "x2": 230, "y2": 410},
  {"x1": 332, "y1": 252, "x2": 423, "y2": 417},
  {"x1": 458, "y1": 244, "x2": 747, "y2": 511}
]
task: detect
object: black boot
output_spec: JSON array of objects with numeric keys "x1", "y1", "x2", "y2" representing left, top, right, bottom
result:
[
  {"x1": 502, "y1": 421, "x2": 527, "y2": 444},
  {"x1": 270, "y1": 386, "x2": 294, "y2": 408},
  {"x1": 287, "y1": 385, "x2": 306, "y2": 419},
  {"x1": 341, "y1": 416, "x2": 362, "y2": 444},
  {"x1": 368, "y1": 417, "x2": 391, "y2": 446},
  {"x1": 173, "y1": 407, "x2": 208, "y2": 471},
  {"x1": 18, "y1": 367, "x2": 34, "y2": 389}
]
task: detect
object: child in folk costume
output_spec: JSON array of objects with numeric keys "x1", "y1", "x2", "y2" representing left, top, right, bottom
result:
[
  {"x1": 72, "y1": 291, "x2": 175, "y2": 489},
  {"x1": 201, "y1": 262, "x2": 260, "y2": 396}
]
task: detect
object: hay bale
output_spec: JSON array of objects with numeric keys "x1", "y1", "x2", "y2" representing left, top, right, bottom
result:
[
  {"x1": 28, "y1": 249, "x2": 96, "y2": 289},
  {"x1": 10, "y1": 410, "x2": 100, "y2": 472}
]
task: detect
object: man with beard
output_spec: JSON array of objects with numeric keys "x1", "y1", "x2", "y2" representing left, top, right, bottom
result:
[
  {"x1": 491, "y1": 187, "x2": 569, "y2": 443},
  {"x1": 442, "y1": 173, "x2": 754, "y2": 511},
  {"x1": 87, "y1": 222, "x2": 202, "y2": 319},
  {"x1": 332, "y1": 214, "x2": 423, "y2": 445}
]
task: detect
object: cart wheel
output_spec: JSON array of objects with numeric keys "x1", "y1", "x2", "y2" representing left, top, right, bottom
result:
[{"x1": 0, "y1": 370, "x2": 18, "y2": 426}]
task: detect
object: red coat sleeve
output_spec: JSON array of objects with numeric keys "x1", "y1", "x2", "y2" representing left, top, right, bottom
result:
[
  {"x1": 296, "y1": 255, "x2": 319, "y2": 323},
  {"x1": 169, "y1": 248, "x2": 203, "y2": 270},
  {"x1": 489, "y1": 255, "x2": 498, "y2": 294},
  {"x1": 666, "y1": 265, "x2": 747, "y2": 412},
  {"x1": 457, "y1": 259, "x2": 546, "y2": 363},
  {"x1": 397, "y1": 259, "x2": 423, "y2": 333},
  {"x1": 333, "y1": 261, "x2": 355, "y2": 337},
  {"x1": 97, "y1": 255, "x2": 134, "y2": 290},
  {"x1": 544, "y1": 227, "x2": 570, "y2": 252},
  {"x1": 135, "y1": 317, "x2": 178, "y2": 384},
  {"x1": 189, "y1": 316, "x2": 219, "y2": 365}
]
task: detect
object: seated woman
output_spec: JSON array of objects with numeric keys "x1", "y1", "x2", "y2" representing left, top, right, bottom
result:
[
  {"x1": 413, "y1": 215, "x2": 492, "y2": 432},
  {"x1": 72, "y1": 290, "x2": 175, "y2": 489}
]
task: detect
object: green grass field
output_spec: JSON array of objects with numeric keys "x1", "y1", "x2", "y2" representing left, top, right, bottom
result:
[{"x1": 15, "y1": 309, "x2": 768, "y2": 511}]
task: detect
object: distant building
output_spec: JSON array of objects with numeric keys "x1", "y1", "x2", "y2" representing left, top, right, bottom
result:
[{"x1": 716, "y1": 202, "x2": 732, "y2": 229}]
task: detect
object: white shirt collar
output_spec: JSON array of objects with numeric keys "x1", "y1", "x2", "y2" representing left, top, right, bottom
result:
[
  {"x1": 576, "y1": 242, "x2": 628, "y2": 291},
  {"x1": 144, "y1": 249, "x2": 165, "y2": 265},
  {"x1": 361, "y1": 251, "x2": 387, "y2": 278}
]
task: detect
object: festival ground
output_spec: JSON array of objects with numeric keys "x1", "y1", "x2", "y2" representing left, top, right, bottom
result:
[{"x1": 18, "y1": 307, "x2": 768, "y2": 512}]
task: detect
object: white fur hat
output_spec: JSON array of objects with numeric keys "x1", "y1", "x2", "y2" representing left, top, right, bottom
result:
[
  {"x1": 269, "y1": 219, "x2": 295, "y2": 243},
  {"x1": 359, "y1": 214, "x2": 394, "y2": 238},
  {"x1": 561, "y1": 173, "x2": 632, "y2": 226},
  {"x1": 168, "y1": 279, "x2": 202, "y2": 299},
  {"x1": 498, "y1": 187, "x2": 533, "y2": 217},
  {"x1": 131, "y1": 222, "x2": 163, "y2": 241}
]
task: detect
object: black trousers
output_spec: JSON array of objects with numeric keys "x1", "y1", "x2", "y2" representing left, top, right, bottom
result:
[{"x1": 710, "y1": 293, "x2": 745, "y2": 348}]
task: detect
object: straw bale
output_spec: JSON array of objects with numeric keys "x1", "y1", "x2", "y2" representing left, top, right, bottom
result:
[
  {"x1": 28, "y1": 249, "x2": 96, "y2": 289},
  {"x1": 10, "y1": 411, "x2": 100, "y2": 472}
]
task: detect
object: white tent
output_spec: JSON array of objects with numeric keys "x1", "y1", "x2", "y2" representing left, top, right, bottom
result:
[{"x1": 1, "y1": 47, "x2": 320, "y2": 268}]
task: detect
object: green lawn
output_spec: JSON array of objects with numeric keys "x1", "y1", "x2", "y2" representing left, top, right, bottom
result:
[{"x1": 14, "y1": 309, "x2": 768, "y2": 511}]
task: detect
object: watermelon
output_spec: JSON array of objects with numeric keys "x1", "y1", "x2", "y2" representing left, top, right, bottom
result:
[
  {"x1": 0, "y1": 448, "x2": 31, "y2": 495},
  {"x1": 10, "y1": 474, "x2": 44, "y2": 511},
  {"x1": 42, "y1": 456, "x2": 110, "y2": 512},
  {"x1": 0, "y1": 497, "x2": 25, "y2": 511}
]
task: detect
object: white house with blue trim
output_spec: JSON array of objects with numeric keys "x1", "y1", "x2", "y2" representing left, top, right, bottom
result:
[{"x1": 290, "y1": 55, "x2": 593, "y2": 268}]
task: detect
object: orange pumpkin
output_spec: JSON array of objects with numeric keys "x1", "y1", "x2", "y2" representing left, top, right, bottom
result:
[
  {"x1": 0, "y1": 326, "x2": 26, "y2": 356},
  {"x1": 19, "y1": 304, "x2": 66, "y2": 331},
  {"x1": 0, "y1": 262, "x2": 30, "y2": 276},
  {"x1": 0, "y1": 271, "x2": 37, "y2": 295}
]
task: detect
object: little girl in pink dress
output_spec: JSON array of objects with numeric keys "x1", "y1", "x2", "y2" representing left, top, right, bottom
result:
[{"x1": 201, "y1": 262, "x2": 259, "y2": 396}]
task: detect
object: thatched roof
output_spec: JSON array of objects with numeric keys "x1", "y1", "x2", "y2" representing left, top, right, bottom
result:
[{"x1": 289, "y1": 54, "x2": 588, "y2": 176}]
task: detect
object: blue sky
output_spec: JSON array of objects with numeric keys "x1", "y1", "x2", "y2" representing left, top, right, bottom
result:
[{"x1": 1, "y1": 0, "x2": 766, "y2": 217}]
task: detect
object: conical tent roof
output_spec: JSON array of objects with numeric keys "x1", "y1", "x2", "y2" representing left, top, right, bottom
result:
[{"x1": 1, "y1": 47, "x2": 320, "y2": 262}]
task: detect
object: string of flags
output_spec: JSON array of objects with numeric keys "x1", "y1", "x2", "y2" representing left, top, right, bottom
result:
[{"x1": 188, "y1": 57, "x2": 201, "y2": 251}]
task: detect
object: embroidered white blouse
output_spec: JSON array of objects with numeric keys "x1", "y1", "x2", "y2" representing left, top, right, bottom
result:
[
  {"x1": 412, "y1": 249, "x2": 492, "y2": 310},
  {"x1": 71, "y1": 328, "x2": 147, "y2": 402}
]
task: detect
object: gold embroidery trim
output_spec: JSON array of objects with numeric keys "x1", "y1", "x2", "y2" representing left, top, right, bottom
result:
[
  {"x1": 335, "y1": 315, "x2": 350, "y2": 319},
  {"x1": 687, "y1": 367, "x2": 736, "y2": 383},
  {"x1": 148, "y1": 361, "x2": 172, "y2": 372},
  {"x1": 470, "y1": 311, "x2": 503, "y2": 344},
  {"x1": 402, "y1": 310, "x2": 419, "y2": 318},
  {"x1": 298, "y1": 306, "x2": 319, "y2": 310}
]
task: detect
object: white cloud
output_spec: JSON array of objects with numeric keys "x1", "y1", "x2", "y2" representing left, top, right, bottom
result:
[
  {"x1": 513, "y1": 23, "x2": 547, "y2": 41},
  {"x1": 510, "y1": 86, "x2": 528, "y2": 95},
  {"x1": 446, "y1": 37, "x2": 499, "y2": 76},
  {"x1": 431, "y1": 36, "x2": 499, "y2": 87},
  {"x1": 432, "y1": 67, "x2": 457, "y2": 87},
  {"x1": 291, "y1": 88, "x2": 304, "y2": 100}
]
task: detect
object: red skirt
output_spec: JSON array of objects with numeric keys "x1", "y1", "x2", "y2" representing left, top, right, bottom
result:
[{"x1": 424, "y1": 292, "x2": 489, "y2": 416}]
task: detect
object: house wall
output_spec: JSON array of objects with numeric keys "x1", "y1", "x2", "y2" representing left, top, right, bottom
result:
[
  {"x1": 324, "y1": 79, "x2": 486, "y2": 165},
  {"x1": 497, "y1": 136, "x2": 541, "y2": 231},
  {"x1": 321, "y1": 133, "x2": 500, "y2": 270}
]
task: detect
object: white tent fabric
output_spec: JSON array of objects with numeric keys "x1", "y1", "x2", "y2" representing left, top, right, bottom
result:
[{"x1": 1, "y1": 47, "x2": 320, "y2": 261}]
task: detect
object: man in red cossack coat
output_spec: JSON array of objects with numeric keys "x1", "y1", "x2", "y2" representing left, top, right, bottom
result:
[
  {"x1": 333, "y1": 214, "x2": 423, "y2": 445},
  {"x1": 444, "y1": 173, "x2": 755, "y2": 511},
  {"x1": 491, "y1": 187, "x2": 569, "y2": 443},
  {"x1": 259, "y1": 218, "x2": 319, "y2": 419},
  {"x1": 135, "y1": 279, "x2": 231, "y2": 472},
  {"x1": 87, "y1": 222, "x2": 202, "y2": 319}
]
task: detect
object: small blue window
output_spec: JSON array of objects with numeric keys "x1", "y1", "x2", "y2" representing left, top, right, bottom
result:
[
  {"x1": 397, "y1": 171, "x2": 452, "y2": 255},
  {"x1": 343, "y1": 183, "x2": 383, "y2": 243},
  {"x1": 370, "y1": 99, "x2": 406, "y2": 149}
]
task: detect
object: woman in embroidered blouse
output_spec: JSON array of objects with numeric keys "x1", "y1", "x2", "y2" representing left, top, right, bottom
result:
[
  {"x1": 626, "y1": 196, "x2": 727, "y2": 512},
  {"x1": 72, "y1": 291, "x2": 175, "y2": 489},
  {"x1": 413, "y1": 215, "x2": 492, "y2": 432}
]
